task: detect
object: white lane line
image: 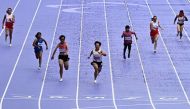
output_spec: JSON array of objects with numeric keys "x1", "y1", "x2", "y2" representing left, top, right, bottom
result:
[
  {"x1": 76, "y1": 0, "x2": 84, "y2": 108},
  {"x1": 0, "y1": 0, "x2": 21, "y2": 36},
  {"x1": 103, "y1": 0, "x2": 118, "y2": 109},
  {"x1": 166, "y1": 0, "x2": 190, "y2": 41},
  {"x1": 145, "y1": 0, "x2": 190, "y2": 105},
  {"x1": 37, "y1": 0, "x2": 63, "y2": 109},
  {"x1": 124, "y1": 1, "x2": 156, "y2": 109},
  {"x1": 72, "y1": 101, "x2": 188, "y2": 109},
  {"x1": 0, "y1": 0, "x2": 42, "y2": 109}
]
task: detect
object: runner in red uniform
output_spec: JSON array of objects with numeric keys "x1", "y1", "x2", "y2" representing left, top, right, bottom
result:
[
  {"x1": 150, "y1": 16, "x2": 162, "y2": 53},
  {"x1": 121, "y1": 25, "x2": 138, "y2": 59},
  {"x1": 2, "y1": 8, "x2": 15, "y2": 47},
  {"x1": 51, "y1": 35, "x2": 69, "y2": 82}
]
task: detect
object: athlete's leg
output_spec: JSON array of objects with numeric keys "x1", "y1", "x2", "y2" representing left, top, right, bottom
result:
[
  {"x1": 180, "y1": 25, "x2": 184, "y2": 39},
  {"x1": 59, "y1": 59, "x2": 64, "y2": 80},
  {"x1": 128, "y1": 44, "x2": 131, "y2": 58},
  {"x1": 92, "y1": 62, "x2": 99, "y2": 81},
  {"x1": 5, "y1": 28, "x2": 9, "y2": 41},
  {"x1": 9, "y1": 29, "x2": 13, "y2": 45},
  {"x1": 123, "y1": 44, "x2": 127, "y2": 59}
]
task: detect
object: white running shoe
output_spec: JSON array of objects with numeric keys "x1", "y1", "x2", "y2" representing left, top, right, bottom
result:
[
  {"x1": 59, "y1": 78, "x2": 63, "y2": 82},
  {"x1": 94, "y1": 80, "x2": 97, "y2": 83},
  {"x1": 9, "y1": 44, "x2": 12, "y2": 47}
]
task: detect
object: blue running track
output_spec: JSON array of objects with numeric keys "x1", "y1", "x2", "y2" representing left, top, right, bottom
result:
[{"x1": 1, "y1": 0, "x2": 190, "y2": 109}]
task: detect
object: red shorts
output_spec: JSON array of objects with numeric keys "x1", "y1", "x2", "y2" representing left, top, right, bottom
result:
[
  {"x1": 5, "y1": 22, "x2": 14, "y2": 29},
  {"x1": 150, "y1": 29, "x2": 159, "y2": 38}
]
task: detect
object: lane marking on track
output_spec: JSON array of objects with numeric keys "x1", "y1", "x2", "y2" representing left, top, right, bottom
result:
[
  {"x1": 103, "y1": 0, "x2": 118, "y2": 108},
  {"x1": 62, "y1": 8, "x2": 81, "y2": 13},
  {"x1": 0, "y1": 0, "x2": 21, "y2": 36},
  {"x1": 12, "y1": 95, "x2": 32, "y2": 99},
  {"x1": 72, "y1": 101, "x2": 188, "y2": 109},
  {"x1": 85, "y1": 96, "x2": 105, "y2": 99},
  {"x1": 122, "y1": 96, "x2": 142, "y2": 100},
  {"x1": 124, "y1": 0, "x2": 156, "y2": 109},
  {"x1": 0, "y1": 0, "x2": 42, "y2": 109},
  {"x1": 145, "y1": 0, "x2": 190, "y2": 105},
  {"x1": 38, "y1": 0, "x2": 64, "y2": 109},
  {"x1": 166, "y1": 0, "x2": 190, "y2": 41},
  {"x1": 160, "y1": 97, "x2": 178, "y2": 101},
  {"x1": 76, "y1": 0, "x2": 84, "y2": 108},
  {"x1": 49, "y1": 96, "x2": 68, "y2": 99}
]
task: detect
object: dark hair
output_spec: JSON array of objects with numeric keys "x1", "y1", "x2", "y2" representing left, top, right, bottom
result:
[
  {"x1": 59, "y1": 35, "x2": 65, "y2": 40},
  {"x1": 151, "y1": 16, "x2": 157, "y2": 21},
  {"x1": 94, "y1": 41, "x2": 101, "y2": 46},
  {"x1": 179, "y1": 10, "x2": 184, "y2": 17},
  {"x1": 6, "y1": 8, "x2": 12, "y2": 13},
  {"x1": 125, "y1": 25, "x2": 130, "y2": 30},
  {"x1": 35, "y1": 32, "x2": 41, "y2": 38}
]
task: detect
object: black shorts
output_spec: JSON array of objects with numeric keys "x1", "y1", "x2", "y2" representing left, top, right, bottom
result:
[
  {"x1": 177, "y1": 23, "x2": 184, "y2": 26},
  {"x1": 91, "y1": 61, "x2": 102, "y2": 67},
  {"x1": 58, "y1": 55, "x2": 69, "y2": 62}
]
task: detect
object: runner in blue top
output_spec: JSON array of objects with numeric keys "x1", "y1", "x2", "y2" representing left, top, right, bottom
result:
[{"x1": 33, "y1": 32, "x2": 48, "y2": 70}]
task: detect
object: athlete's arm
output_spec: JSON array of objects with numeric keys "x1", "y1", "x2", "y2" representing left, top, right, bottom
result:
[
  {"x1": 51, "y1": 44, "x2": 59, "y2": 60},
  {"x1": 150, "y1": 22, "x2": 153, "y2": 30},
  {"x1": 2, "y1": 15, "x2": 6, "y2": 29},
  {"x1": 132, "y1": 32, "x2": 138, "y2": 40},
  {"x1": 158, "y1": 21, "x2": 163, "y2": 30},
  {"x1": 43, "y1": 39, "x2": 48, "y2": 50},
  {"x1": 32, "y1": 39, "x2": 38, "y2": 47},
  {"x1": 88, "y1": 51, "x2": 93, "y2": 59},
  {"x1": 12, "y1": 15, "x2": 15, "y2": 23},
  {"x1": 65, "y1": 43, "x2": 68, "y2": 53},
  {"x1": 121, "y1": 32, "x2": 124, "y2": 38},
  {"x1": 100, "y1": 51, "x2": 106, "y2": 56},
  {"x1": 174, "y1": 15, "x2": 178, "y2": 24},
  {"x1": 185, "y1": 16, "x2": 188, "y2": 21}
]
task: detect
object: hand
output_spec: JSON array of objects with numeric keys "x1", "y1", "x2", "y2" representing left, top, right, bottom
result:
[
  {"x1": 46, "y1": 46, "x2": 48, "y2": 50},
  {"x1": 51, "y1": 56, "x2": 54, "y2": 60},
  {"x1": 88, "y1": 56, "x2": 90, "y2": 59},
  {"x1": 2, "y1": 26, "x2": 4, "y2": 29},
  {"x1": 136, "y1": 37, "x2": 138, "y2": 40}
]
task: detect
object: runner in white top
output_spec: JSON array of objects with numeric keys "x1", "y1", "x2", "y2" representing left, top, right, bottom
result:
[
  {"x1": 2, "y1": 8, "x2": 15, "y2": 47},
  {"x1": 174, "y1": 10, "x2": 188, "y2": 40},
  {"x1": 88, "y1": 41, "x2": 106, "y2": 83},
  {"x1": 150, "y1": 16, "x2": 163, "y2": 53}
]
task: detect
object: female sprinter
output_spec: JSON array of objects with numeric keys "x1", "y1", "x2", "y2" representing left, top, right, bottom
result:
[
  {"x1": 33, "y1": 32, "x2": 48, "y2": 70},
  {"x1": 150, "y1": 16, "x2": 163, "y2": 53},
  {"x1": 2, "y1": 8, "x2": 15, "y2": 46},
  {"x1": 88, "y1": 41, "x2": 106, "y2": 83},
  {"x1": 174, "y1": 10, "x2": 188, "y2": 40},
  {"x1": 121, "y1": 25, "x2": 138, "y2": 59},
  {"x1": 51, "y1": 35, "x2": 69, "y2": 82}
]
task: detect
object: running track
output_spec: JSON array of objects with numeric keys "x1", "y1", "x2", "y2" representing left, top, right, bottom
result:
[{"x1": 1, "y1": 0, "x2": 190, "y2": 109}]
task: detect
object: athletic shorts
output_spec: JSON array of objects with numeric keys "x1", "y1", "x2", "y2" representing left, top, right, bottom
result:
[
  {"x1": 150, "y1": 29, "x2": 159, "y2": 37},
  {"x1": 58, "y1": 55, "x2": 69, "y2": 62},
  {"x1": 5, "y1": 22, "x2": 13, "y2": 29},
  {"x1": 34, "y1": 46, "x2": 43, "y2": 53},
  {"x1": 177, "y1": 23, "x2": 184, "y2": 26},
  {"x1": 91, "y1": 61, "x2": 102, "y2": 67}
]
